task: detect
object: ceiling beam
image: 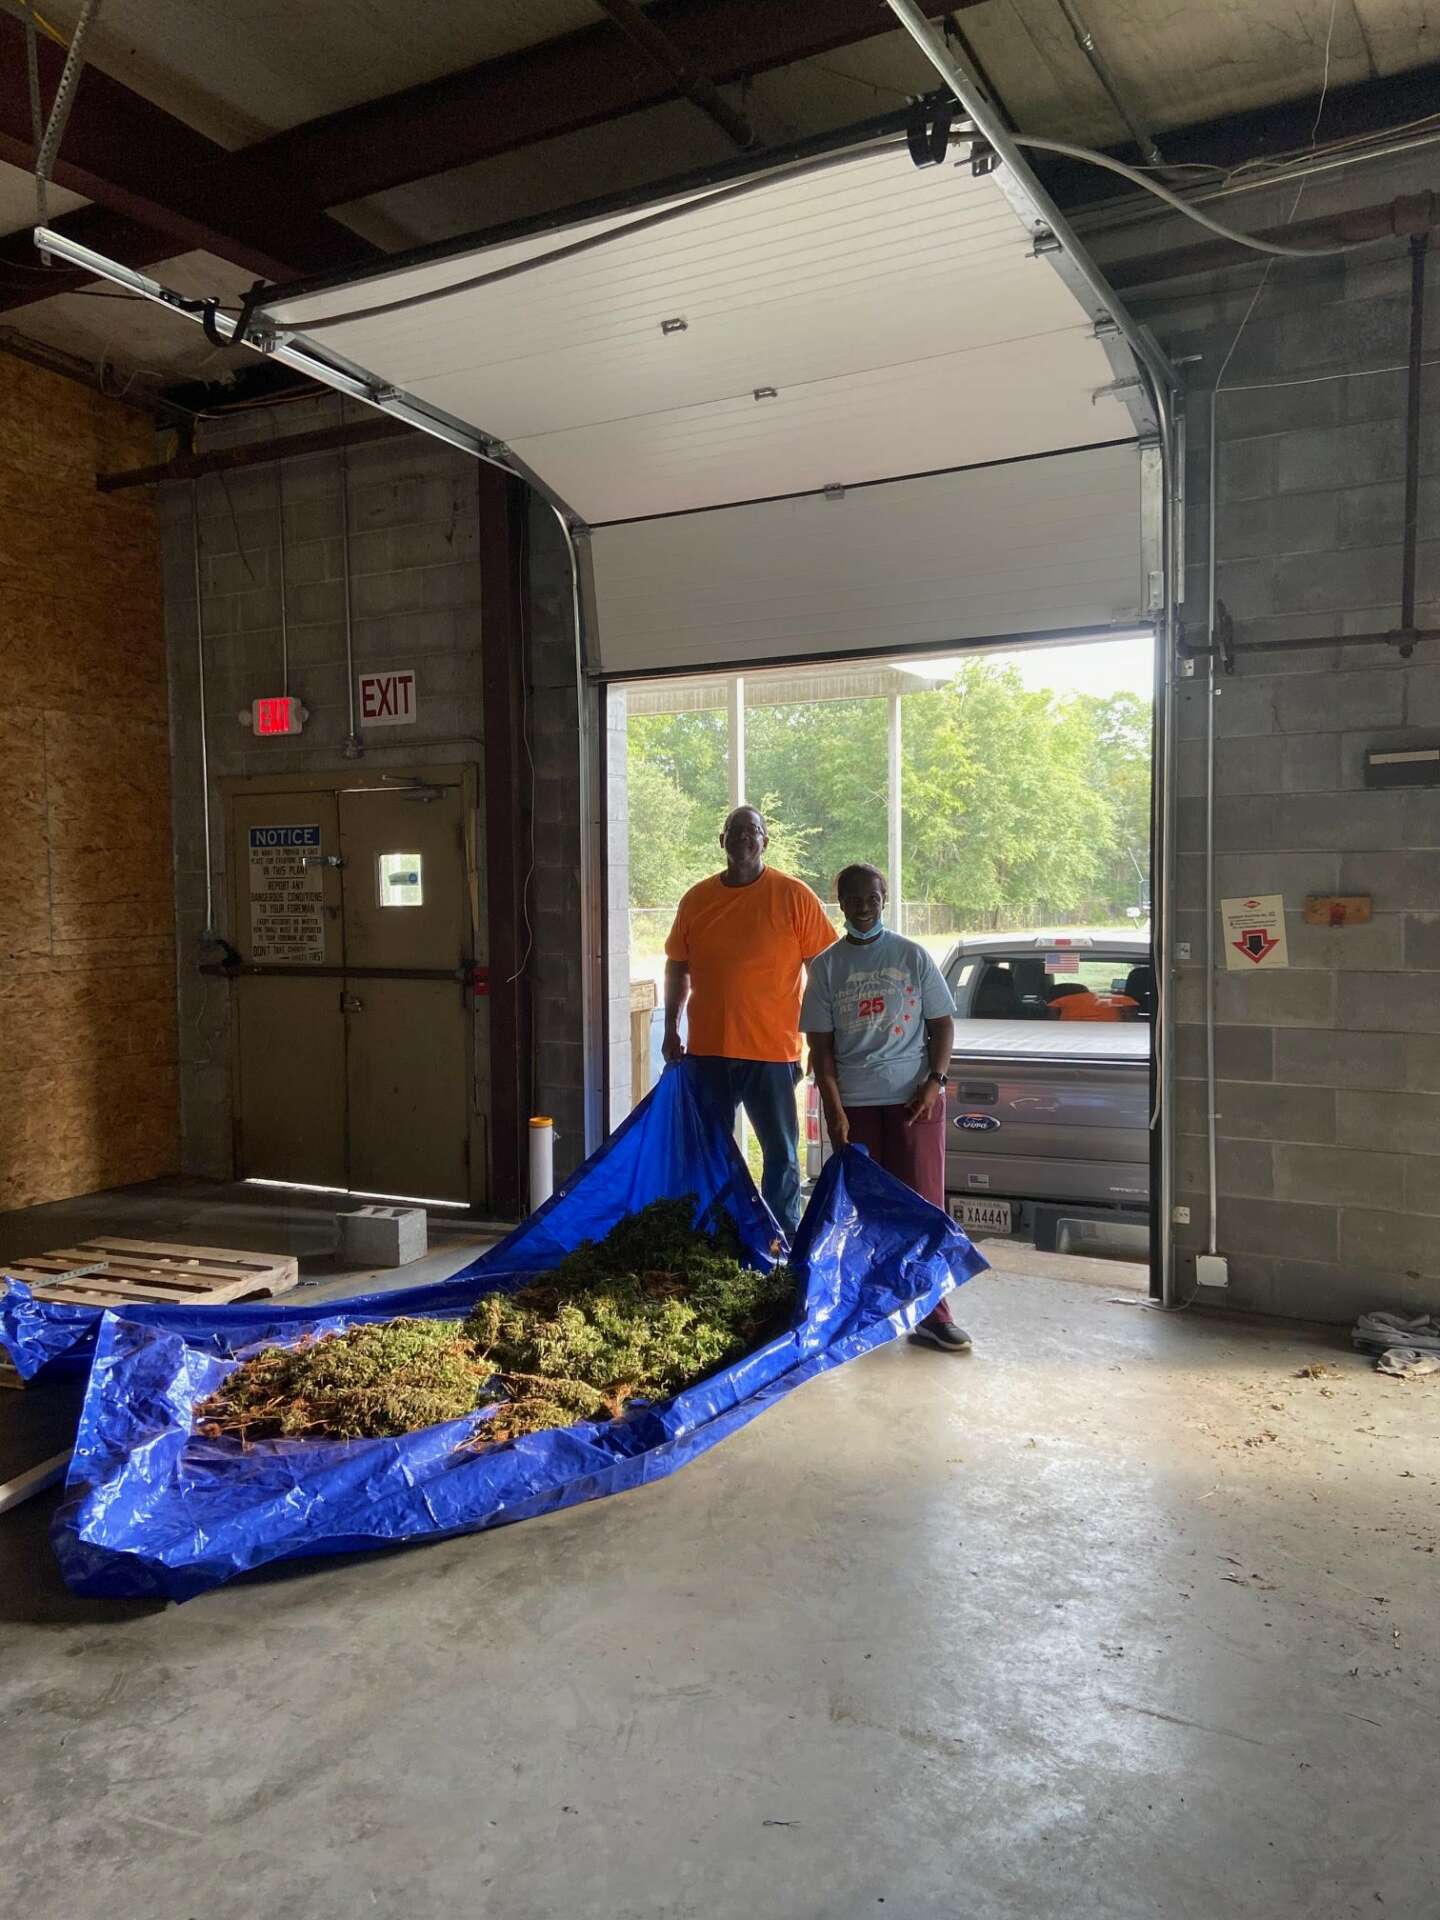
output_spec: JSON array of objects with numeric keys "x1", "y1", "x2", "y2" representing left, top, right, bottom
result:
[
  {"x1": 247, "y1": 0, "x2": 956, "y2": 209},
  {"x1": 0, "y1": 205, "x2": 187, "y2": 311},
  {"x1": 96, "y1": 414, "x2": 413, "y2": 492},
  {"x1": 0, "y1": 15, "x2": 375, "y2": 294},
  {"x1": 591, "y1": 0, "x2": 756, "y2": 151}
]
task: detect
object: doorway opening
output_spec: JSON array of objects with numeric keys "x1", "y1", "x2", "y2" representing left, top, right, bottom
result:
[{"x1": 612, "y1": 633, "x2": 1155, "y2": 1277}]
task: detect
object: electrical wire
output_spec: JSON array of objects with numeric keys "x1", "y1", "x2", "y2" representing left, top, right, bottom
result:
[
  {"x1": 1013, "y1": 130, "x2": 1374, "y2": 259},
  {"x1": 262, "y1": 133, "x2": 916, "y2": 334}
]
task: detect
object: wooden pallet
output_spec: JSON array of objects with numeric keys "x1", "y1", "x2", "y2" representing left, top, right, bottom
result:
[{"x1": 1, "y1": 1237, "x2": 300, "y2": 1311}]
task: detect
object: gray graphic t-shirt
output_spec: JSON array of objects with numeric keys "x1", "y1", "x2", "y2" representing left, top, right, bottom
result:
[{"x1": 800, "y1": 931, "x2": 956, "y2": 1107}]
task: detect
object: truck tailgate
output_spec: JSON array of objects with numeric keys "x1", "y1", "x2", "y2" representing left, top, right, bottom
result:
[{"x1": 946, "y1": 1020, "x2": 1150, "y2": 1210}]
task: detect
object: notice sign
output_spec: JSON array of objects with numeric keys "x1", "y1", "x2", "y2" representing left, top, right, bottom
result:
[
  {"x1": 358, "y1": 668, "x2": 417, "y2": 727},
  {"x1": 248, "y1": 824, "x2": 325, "y2": 963},
  {"x1": 1221, "y1": 893, "x2": 1289, "y2": 970}
]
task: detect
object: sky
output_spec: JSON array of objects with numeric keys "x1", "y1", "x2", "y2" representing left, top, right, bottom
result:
[{"x1": 895, "y1": 632, "x2": 1155, "y2": 701}]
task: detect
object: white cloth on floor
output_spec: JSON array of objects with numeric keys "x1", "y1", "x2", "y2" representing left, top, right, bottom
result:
[
  {"x1": 1376, "y1": 1345, "x2": 1440, "y2": 1378},
  {"x1": 1353, "y1": 1310, "x2": 1440, "y2": 1354}
]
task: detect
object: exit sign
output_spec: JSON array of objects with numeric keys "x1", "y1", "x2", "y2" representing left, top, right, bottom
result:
[
  {"x1": 358, "y1": 669, "x2": 417, "y2": 727},
  {"x1": 251, "y1": 695, "x2": 305, "y2": 736}
]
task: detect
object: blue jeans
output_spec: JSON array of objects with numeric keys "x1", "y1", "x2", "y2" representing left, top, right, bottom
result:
[{"x1": 689, "y1": 1056, "x2": 803, "y2": 1239}]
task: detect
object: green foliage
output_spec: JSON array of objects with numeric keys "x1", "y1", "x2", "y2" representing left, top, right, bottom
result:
[
  {"x1": 196, "y1": 1318, "x2": 491, "y2": 1442},
  {"x1": 197, "y1": 1199, "x2": 797, "y2": 1449},
  {"x1": 627, "y1": 663, "x2": 1151, "y2": 927}
]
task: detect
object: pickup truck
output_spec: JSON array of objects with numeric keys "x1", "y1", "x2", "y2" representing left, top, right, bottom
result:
[{"x1": 805, "y1": 930, "x2": 1151, "y2": 1250}]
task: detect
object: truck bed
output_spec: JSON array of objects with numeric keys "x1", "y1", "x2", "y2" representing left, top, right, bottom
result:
[
  {"x1": 949, "y1": 1019, "x2": 1150, "y2": 1064},
  {"x1": 946, "y1": 1017, "x2": 1151, "y2": 1221}
]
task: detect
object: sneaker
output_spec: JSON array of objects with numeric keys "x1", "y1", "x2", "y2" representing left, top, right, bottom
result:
[{"x1": 909, "y1": 1318, "x2": 974, "y2": 1354}]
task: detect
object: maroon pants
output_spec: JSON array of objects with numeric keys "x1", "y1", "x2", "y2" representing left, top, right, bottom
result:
[{"x1": 845, "y1": 1102, "x2": 955, "y2": 1325}]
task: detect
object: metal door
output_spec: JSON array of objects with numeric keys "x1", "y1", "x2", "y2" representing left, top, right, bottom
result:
[
  {"x1": 338, "y1": 783, "x2": 471, "y2": 1202},
  {"x1": 232, "y1": 792, "x2": 346, "y2": 1184}
]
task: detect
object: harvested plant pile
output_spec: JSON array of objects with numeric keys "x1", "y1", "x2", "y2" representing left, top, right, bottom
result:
[{"x1": 196, "y1": 1199, "x2": 795, "y2": 1448}]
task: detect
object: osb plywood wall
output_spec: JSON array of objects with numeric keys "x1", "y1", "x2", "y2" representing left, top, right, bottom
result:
[{"x1": 0, "y1": 357, "x2": 178, "y2": 1209}]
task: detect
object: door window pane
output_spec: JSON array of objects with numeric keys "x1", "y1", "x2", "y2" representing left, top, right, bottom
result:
[{"x1": 377, "y1": 852, "x2": 424, "y2": 907}]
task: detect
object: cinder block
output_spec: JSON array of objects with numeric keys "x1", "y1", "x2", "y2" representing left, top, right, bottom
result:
[
  {"x1": 1214, "y1": 968, "x2": 1334, "y2": 1028},
  {"x1": 1339, "y1": 1207, "x2": 1440, "y2": 1278},
  {"x1": 351, "y1": 569, "x2": 427, "y2": 620},
  {"x1": 1403, "y1": 1158, "x2": 1440, "y2": 1215},
  {"x1": 283, "y1": 498, "x2": 343, "y2": 544},
  {"x1": 1218, "y1": 436, "x2": 1277, "y2": 501},
  {"x1": 1404, "y1": 914, "x2": 1440, "y2": 970},
  {"x1": 1214, "y1": 556, "x2": 1276, "y2": 620},
  {"x1": 1232, "y1": 1254, "x2": 1424, "y2": 1325},
  {"x1": 421, "y1": 561, "x2": 484, "y2": 610},
  {"x1": 1273, "y1": 544, "x2": 1407, "y2": 618},
  {"x1": 1404, "y1": 665, "x2": 1440, "y2": 727},
  {"x1": 1280, "y1": 732, "x2": 1341, "y2": 792},
  {"x1": 1174, "y1": 737, "x2": 1207, "y2": 799},
  {"x1": 1273, "y1": 1027, "x2": 1405, "y2": 1089},
  {"x1": 1175, "y1": 1022, "x2": 1275, "y2": 1083},
  {"x1": 1176, "y1": 1131, "x2": 1275, "y2": 1198},
  {"x1": 339, "y1": 1205, "x2": 427, "y2": 1267},
  {"x1": 1337, "y1": 971, "x2": 1440, "y2": 1034},
  {"x1": 1284, "y1": 293, "x2": 1412, "y2": 370},
  {"x1": 1214, "y1": 1195, "x2": 1339, "y2": 1261},
  {"x1": 1214, "y1": 1080, "x2": 1334, "y2": 1144},
  {"x1": 1282, "y1": 913, "x2": 1397, "y2": 975},
  {"x1": 1340, "y1": 478, "x2": 1440, "y2": 550},
  {"x1": 1216, "y1": 490, "x2": 1341, "y2": 563},
  {"x1": 1176, "y1": 794, "x2": 1276, "y2": 852},
  {"x1": 1230, "y1": 637, "x2": 1342, "y2": 677},
  {"x1": 1274, "y1": 1143, "x2": 1405, "y2": 1208},
  {"x1": 1176, "y1": 678, "x2": 1274, "y2": 741},
  {"x1": 1270, "y1": 790, "x2": 1407, "y2": 852},
  {"x1": 1400, "y1": 791, "x2": 1440, "y2": 849},
  {"x1": 1338, "y1": 849, "x2": 1438, "y2": 907},
  {"x1": 1210, "y1": 734, "x2": 1280, "y2": 797},
  {"x1": 1213, "y1": 851, "x2": 1340, "y2": 902},
  {"x1": 1274, "y1": 670, "x2": 1405, "y2": 733},
  {"x1": 1278, "y1": 421, "x2": 1406, "y2": 493},
  {"x1": 1337, "y1": 1087, "x2": 1440, "y2": 1154}
]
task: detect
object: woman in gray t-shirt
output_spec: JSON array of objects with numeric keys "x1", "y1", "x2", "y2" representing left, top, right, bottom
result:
[{"x1": 801, "y1": 864, "x2": 972, "y2": 1354}]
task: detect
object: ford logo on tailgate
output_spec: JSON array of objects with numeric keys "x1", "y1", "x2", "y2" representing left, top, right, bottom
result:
[{"x1": 954, "y1": 1112, "x2": 1001, "y2": 1133}]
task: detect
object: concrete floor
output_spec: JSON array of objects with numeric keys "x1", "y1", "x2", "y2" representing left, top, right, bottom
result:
[{"x1": 3, "y1": 1202, "x2": 1439, "y2": 1918}]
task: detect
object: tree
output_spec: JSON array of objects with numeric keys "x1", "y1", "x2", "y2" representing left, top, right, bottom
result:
[
  {"x1": 626, "y1": 754, "x2": 698, "y2": 906},
  {"x1": 625, "y1": 665, "x2": 1151, "y2": 929}
]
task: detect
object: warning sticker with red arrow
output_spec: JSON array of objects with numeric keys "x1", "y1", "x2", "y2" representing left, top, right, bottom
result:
[{"x1": 1220, "y1": 894, "x2": 1289, "y2": 970}]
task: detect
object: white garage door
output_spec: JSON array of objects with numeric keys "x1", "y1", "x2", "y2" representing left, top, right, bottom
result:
[{"x1": 259, "y1": 135, "x2": 1145, "y2": 676}]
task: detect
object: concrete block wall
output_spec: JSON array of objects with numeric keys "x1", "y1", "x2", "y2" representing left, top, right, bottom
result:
[
  {"x1": 1119, "y1": 166, "x2": 1440, "y2": 1322},
  {"x1": 160, "y1": 396, "x2": 486, "y2": 1181}
]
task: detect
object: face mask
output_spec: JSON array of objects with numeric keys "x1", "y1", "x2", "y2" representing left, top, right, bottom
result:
[{"x1": 844, "y1": 916, "x2": 886, "y2": 942}]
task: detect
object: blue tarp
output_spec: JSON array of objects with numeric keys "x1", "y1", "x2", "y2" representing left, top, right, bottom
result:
[{"x1": 46, "y1": 1064, "x2": 986, "y2": 1600}]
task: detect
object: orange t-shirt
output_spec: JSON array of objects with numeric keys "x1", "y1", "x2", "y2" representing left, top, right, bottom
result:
[
  {"x1": 666, "y1": 868, "x2": 837, "y2": 1063},
  {"x1": 1052, "y1": 989, "x2": 1137, "y2": 1023}
]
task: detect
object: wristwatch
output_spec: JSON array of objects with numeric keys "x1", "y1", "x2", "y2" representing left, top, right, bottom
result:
[{"x1": 925, "y1": 1070, "x2": 949, "y2": 1088}]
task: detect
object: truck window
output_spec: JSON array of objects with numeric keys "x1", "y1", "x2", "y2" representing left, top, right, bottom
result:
[{"x1": 963, "y1": 953, "x2": 1151, "y2": 1020}]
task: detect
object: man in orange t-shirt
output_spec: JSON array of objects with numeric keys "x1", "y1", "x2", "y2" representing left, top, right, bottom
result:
[{"x1": 664, "y1": 805, "x2": 837, "y2": 1236}]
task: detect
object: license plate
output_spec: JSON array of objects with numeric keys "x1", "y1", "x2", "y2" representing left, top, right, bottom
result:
[{"x1": 950, "y1": 1198, "x2": 1014, "y2": 1234}]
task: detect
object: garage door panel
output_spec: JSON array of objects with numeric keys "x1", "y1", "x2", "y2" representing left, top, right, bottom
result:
[
  {"x1": 588, "y1": 441, "x2": 1142, "y2": 675},
  {"x1": 262, "y1": 141, "x2": 1139, "y2": 531}
]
